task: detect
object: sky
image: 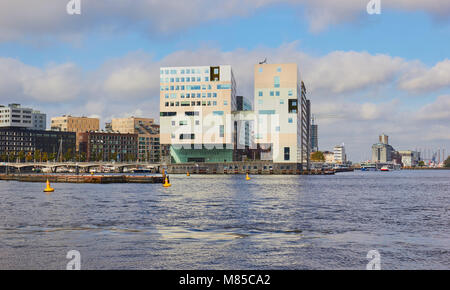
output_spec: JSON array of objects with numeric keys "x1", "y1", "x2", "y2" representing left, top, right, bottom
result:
[{"x1": 0, "y1": 0, "x2": 449, "y2": 162}]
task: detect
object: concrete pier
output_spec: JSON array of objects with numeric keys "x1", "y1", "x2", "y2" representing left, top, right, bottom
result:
[
  {"x1": 0, "y1": 174, "x2": 164, "y2": 184},
  {"x1": 163, "y1": 162, "x2": 336, "y2": 175}
]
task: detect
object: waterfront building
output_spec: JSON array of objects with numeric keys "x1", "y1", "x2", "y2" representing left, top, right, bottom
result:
[
  {"x1": 104, "y1": 122, "x2": 113, "y2": 133},
  {"x1": 0, "y1": 127, "x2": 75, "y2": 161},
  {"x1": 372, "y1": 134, "x2": 395, "y2": 163},
  {"x1": 50, "y1": 115, "x2": 99, "y2": 133},
  {"x1": 398, "y1": 150, "x2": 421, "y2": 167},
  {"x1": 0, "y1": 104, "x2": 46, "y2": 130},
  {"x1": 253, "y1": 63, "x2": 311, "y2": 170},
  {"x1": 232, "y1": 110, "x2": 256, "y2": 161},
  {"x1": 333, "y1": 144, "x2": 346, "y2": 164},
  {"x1": 111, "y1": 117, "x2": 161, "y2": 163},
  {"x1": 310, "y1": 117, "x2": 318, "y2": 152},
  {"x1": 51, "y1": 115, "x2": 100, "y2": 152},
  {"x1": 323, "y1": 151, "x2": 335, "y2": 163},
  {"x1": 159, "y1": 65, "x2": 237, "y2": 163},
  {"x1": 77, "y1": 131, "x2": 138, "y2": 162}
]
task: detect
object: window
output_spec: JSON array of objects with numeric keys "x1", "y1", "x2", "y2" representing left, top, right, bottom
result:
[
  {"x1": 288, "y1": 99, "x2": 298, "y2": 113},
  {"x1": 277, "y1": 67, "x2": 282, "y2": 72},
  {"x1": 270, "y1": 91, "x2": 274, "y2": 96},
  {"x1": 259, "y1": 67, "x2": 263, "y2": 73},
  {"x1": 276, "y1": 91, "x2": 280, "y2": 96},
  {"x1": 224, "y1": 100, "x2": 228, "y2": 106},
  {"x1": 179, "y1": 121, "x2": 188, "y2": 125},
  {"x1": 214, "y1": 68, "x2": 219, "y2": 74},
  {"x1": 219, "y1": 125, "x2": 224, "y2": 137},
  {"x1": 217, "y1": 84, "x2": 231, "y2": 90},
  {"x1": 213, "y1": 111, "x2": 224, "y2": 116},
  {"x1": 288, "y1": 90, "x2": 293, "y2": 96},
  {"x1": 180, "y1": 134, "x2": 195, "y2": 140},
  {"x1": 274, "y1": 76, "x2": 280, "y2": 88},
  {"x1": 275, "y1": 126, "x2": 280, "y2": 132},
  {"x1": 171, "y1": 121, "x2": 176, "y2": 126},
  {"x1": 288, "y1": 118, "x2": 293, "y2": 123},
  {"x1": 185, "y1": 111, "x2": 199, "y2": 116},
  {"x1": 160, "y1": 112, "x2": 176, "y2": 117},
  {"x1": 280, "y1": 99, "x2": 284, "y2": 104},
  {"x1": 259, "y1": 110, "x2": 275, "y2": 115},
  {"x1": 258, "y1": 100, "x2": 263, "y2": 105},
  {"x1": 258, "y1": 91, "x2": 263, "y2": 97},
  {"x1": 284, "y1": 147, "x2": 290, "y2": 161},
  {"x1": 171, "y1": 133, "x2": 175, "y2": 139}
]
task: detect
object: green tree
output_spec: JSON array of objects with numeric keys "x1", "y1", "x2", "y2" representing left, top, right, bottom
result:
[
  {"x1": 64, "y1": 148, "x2": 73, "y2": 162},
  {"x1": 418, "y1": 161, "x2": 425, "y2": 167},
  {"x1": 49, "y1": 153, "x2": 57, "y2": 162},
  {"x1": 34, "y1": 150, "x2": 41, "y2": 162},
  {"x1": 444, "y1": 156, "x2": 450, "y2": 168},
  {"x1": 42, "y1": 152, "x2": 48, "y2": 162},
  {"x1": 25, "y1": 152, "x2": 33, "y2": 162},
  {"x1": 18, "y1": 151, "x2": 25, "y2": 163},
  {"x1": 0, "y1": 153, "x2": 7, "y2": 162},
  {"x1": 80, "y1": 152, "x2": 86, "y2": 162},
  {"x1": 9, "y1": 152, "x2": 15, "y2": 162},
  {"x1": 311, "y1": 151, "x2": 325, "y2": 162}
]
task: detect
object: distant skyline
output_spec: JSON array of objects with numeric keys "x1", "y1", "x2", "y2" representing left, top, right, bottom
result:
[{"x1": 0, "y1": 0, "x2": 449, "y2": 161}]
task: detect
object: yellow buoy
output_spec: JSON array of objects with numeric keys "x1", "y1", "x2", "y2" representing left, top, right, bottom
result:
[
  {"x1": 246, "y1": 173, "x2": 251, "y2": 181},
  {"x1": 187, "y1": 171, "x2": 190, "y2": 176},
  {"x1": 44, "y1": 179, "x2": 54, "y2": 193},
  {"x1": 163, "y1": 176, "x2": 171, "y2": 187}
]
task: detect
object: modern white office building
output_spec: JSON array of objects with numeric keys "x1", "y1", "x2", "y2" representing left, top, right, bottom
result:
[
  {"x1": 159, "y1": 65, "x2": 237, "y2": 163},
  {"x1": 398, "y1": 150, "x2": 420, "y2": 167},
  {"x1": 333, "y1": 144, "x2": 347, "y2": 164},
  {"x1": 253, "y1": 63, "x2": 311, "y2": 169},
  {"x1": 0, "y1": 104, "x2": 46, "y2": 130}
]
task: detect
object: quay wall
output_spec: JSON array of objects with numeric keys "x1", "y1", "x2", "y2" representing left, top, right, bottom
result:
[{"x1": 0, "y1": 174, "x2": 164, "y2": 184}]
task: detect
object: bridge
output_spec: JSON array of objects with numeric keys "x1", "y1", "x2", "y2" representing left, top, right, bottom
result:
[{"x1": 0, "y1": 162, "x2": 161, "y2": 173}]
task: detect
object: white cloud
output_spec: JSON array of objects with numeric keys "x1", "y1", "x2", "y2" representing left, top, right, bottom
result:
[
  {"x1": 416, "y1": 95, "x2": 450, "y2": 121},
  {"x1": 398, "y1": 59, "x2": 450, "y2": 93},
  {"x1": 0, "y1": 58, "x2": 82, "y2": 102},
  {"x1": 303, "y1": 51, "x2": 407, "y2": 94}
]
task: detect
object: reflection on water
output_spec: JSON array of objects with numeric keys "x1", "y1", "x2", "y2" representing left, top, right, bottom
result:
[{"x1": 0, "y1": 171, "x2": 449, "y2": 269}]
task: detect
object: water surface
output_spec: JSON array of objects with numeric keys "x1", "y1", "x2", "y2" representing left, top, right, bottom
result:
[{"x1": 0, "y1": 170, "x2": 448, "y2": 269}]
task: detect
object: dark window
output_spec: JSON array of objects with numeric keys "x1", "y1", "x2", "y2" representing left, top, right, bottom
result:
[
  {"x1": 288, "y1": 99, "x2": 298, "y2": 113},
  {"x1": 284, "y1": 147, "x2": 290, "y2": 161},
  {"x1": 160, "y1": 112, "x2": 177, "y2": 117},
  {"x1": 179, "y1": 134, "x2": 195, "y2": 140}
]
